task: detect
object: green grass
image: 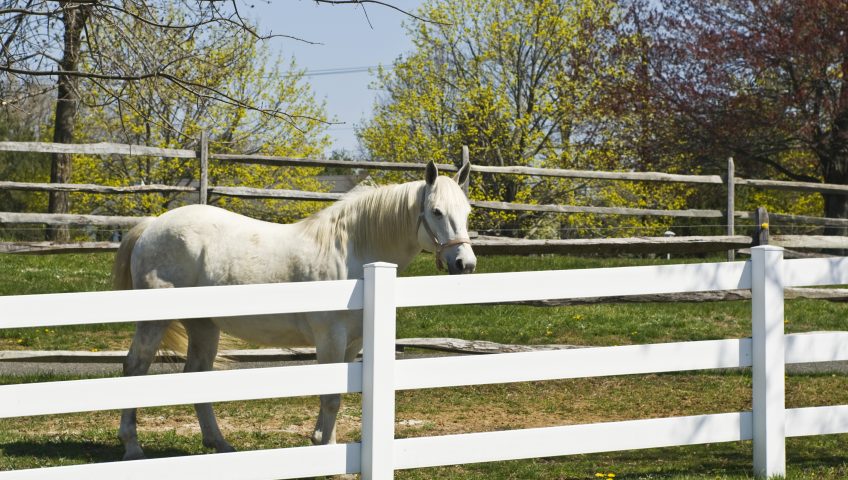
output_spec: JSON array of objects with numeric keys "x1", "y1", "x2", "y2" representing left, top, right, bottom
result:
[
  {"x1": 1, "y1": 252, "x2": 847, "y2": 477},
  {"x1": 0, "y1": 252, "x2": 113, "y2": 295},
  {"x1": 0, "y1": 253, "x2": 125, "y2": 350}
]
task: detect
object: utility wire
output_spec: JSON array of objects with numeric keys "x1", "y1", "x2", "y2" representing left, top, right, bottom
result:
[
  {"x1": 301, "y1": 65, "x2": 382, "y2": 77},
  {"x1": 277, "y1": 64, "x2": 391, "y2": 79}
]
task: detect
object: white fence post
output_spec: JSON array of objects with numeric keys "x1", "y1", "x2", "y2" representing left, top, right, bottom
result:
[
  {"x1": 751, "y1": 245, "x2": 786, "y2": 478},
  {"x1": 362, "y1": 262, "x2": 397, "y2": 479}
]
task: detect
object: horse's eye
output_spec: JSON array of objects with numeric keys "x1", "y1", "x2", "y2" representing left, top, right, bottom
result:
[{"x1": 432, "y1": 208, "x2": 443, "y2": 217}]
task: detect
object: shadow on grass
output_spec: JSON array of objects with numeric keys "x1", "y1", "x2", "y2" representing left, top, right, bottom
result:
[
  {"x1": 4, "y1": 437, "x2": 848, "y2": 478},
  {"x1": 1, "y1": 439, "x2": 196, "y2": 465},
  {"x1": 548, "y1": 439, "x2": 848, "y2": 479},
  {"x1": 443, "y1": 439, "x2": 848, "y2": 479},
  {"x1": 787, "y1": 436, "x2": 848, "y2": 474},
  {"x1": 548, "y1": 445, "x2": 754, "y2": 479}
]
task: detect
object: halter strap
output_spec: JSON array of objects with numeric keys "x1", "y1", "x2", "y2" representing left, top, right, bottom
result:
[{"x1": 417, "y1": 186, "x2": 472, "y2": 271}]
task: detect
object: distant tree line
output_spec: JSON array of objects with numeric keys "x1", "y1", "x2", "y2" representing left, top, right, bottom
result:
[{"x1": 3, "y1": 1, "x2": 848, "y2": 240}]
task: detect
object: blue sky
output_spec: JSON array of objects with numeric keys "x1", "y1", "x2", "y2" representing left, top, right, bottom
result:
[{"x1": 245, "y1": 1, "x2": 426, "y2": 154}]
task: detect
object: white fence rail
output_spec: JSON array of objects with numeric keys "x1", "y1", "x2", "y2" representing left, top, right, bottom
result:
[{"x1": 1, "y1": 246, "x2": 847, "y2": 478}]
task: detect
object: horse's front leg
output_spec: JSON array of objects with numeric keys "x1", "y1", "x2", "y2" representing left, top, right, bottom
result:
[
  {"x1": 119, "y1": 320, "x2": 171, "y2": 460},
  {"x1": 311, "y1": 325, "x2": 359, "y2": 445}
]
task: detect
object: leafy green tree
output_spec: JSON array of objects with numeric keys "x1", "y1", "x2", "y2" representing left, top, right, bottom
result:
[{"x1": 359, "y1": 0, "x2": 696, "y2": 237}]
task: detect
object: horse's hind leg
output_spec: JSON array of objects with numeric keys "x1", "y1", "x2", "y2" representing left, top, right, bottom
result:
[
  {"x1": 182, "y1": 318, "x2": 234, "y2": 453},
  {"x1": 118, "y1": 320, "x2": 170, "y2": 460}
]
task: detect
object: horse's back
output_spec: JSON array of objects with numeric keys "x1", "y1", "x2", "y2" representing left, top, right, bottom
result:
[{"x1": 131, "y1": 205, "x2": 299, "y2": 289}]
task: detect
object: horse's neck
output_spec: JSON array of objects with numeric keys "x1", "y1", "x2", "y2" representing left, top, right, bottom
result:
[
  {"x1": 346, "y1": 182, "x2": 423, "y2": 272},
  {"x1": 336, "y1": 182, "x2": 424, "y2": 276},
  {"x1": 296, "y1": 181, "x2": 424, "y2": 278}
]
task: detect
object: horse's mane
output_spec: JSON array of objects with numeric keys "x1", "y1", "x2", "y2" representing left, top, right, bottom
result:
[{"x1": 298, "y1": 180, "x2": 423, "y2": 258}]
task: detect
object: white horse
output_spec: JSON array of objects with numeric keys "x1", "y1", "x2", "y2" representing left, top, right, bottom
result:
[{"x1": 112, "y1": 161, "x2": 476, "y2": 460}]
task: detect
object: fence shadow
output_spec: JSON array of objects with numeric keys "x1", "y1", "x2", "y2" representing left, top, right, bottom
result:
[
  {"x1": 533, "y1": 439, "x2": 848, "y2": 478},
  {"x1": 1, "y1": 439, "x2": 194, "y2": 464}
]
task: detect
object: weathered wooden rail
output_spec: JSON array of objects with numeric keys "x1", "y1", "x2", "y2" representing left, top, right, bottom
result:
[{"x1": 5, "y1": 233, "x2": 848, "y2": 255}]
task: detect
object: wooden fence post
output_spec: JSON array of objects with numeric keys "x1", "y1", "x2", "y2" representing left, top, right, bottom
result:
[
  {"x1": 362, "y1": 262, "x2": 397, "y2": 479},
  {"x1": 199, "y1": 131, "x2": 209, "y2": 205},
  {"x1": 754, "y1": 207, "x2": 769, "y2": 246},
  {"x1": 750, "y1": 245, "x2": 786, "y2": 478},
  {"x1": 727, "y1": 157, "x2": 735, "y2": 261}
]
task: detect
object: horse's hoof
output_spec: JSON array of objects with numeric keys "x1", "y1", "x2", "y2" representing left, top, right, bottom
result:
[
  {"x1": 216, "y1": 443, "x2": 236, "y2": 454},
  {"x1": 122, "y1": 448, "x2": 146, "y2": 461},
  {"x1": 204, "y1": 438, "x2": 236, "y2": 453}
]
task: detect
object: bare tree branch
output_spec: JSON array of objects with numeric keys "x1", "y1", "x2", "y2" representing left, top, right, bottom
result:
[
  {"x1": 0, "y1": 61, "x2": 340, "y2": 129},
  {"x1": 313, "y1": 0, "x2": 448, "y2": 25},
  {"x1": 90, "y1": 1, "x2": 320, "y2": 44},
  {"x1": 0, "y1": 6, "x2": 59, "y2": 16}
]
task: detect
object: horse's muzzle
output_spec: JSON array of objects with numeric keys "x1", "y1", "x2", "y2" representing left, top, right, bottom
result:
[{"x1": 446, "y1": 245, "x2": 477, "y2": 275}]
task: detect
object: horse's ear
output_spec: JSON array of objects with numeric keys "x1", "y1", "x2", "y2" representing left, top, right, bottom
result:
[
  {"x1": 454, "y1": 160, "x2": 471, "y2": 188},
  {"x1": 425, "y1": 160, "x2": 438, "y2": 186}
]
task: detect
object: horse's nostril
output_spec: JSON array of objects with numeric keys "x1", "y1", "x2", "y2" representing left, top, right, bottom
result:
[{"x1": 455, "y1": 258, "x2": 464, "y2": 271}]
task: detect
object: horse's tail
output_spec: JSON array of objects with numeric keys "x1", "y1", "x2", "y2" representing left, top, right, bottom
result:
[
  {"x1": 111, "y1": 218, "x2": 191, "y2": 357},
  {"x1": 111, "y1": 218, "x2": 153, "y2": 291},
  {"x1": 161, "y1": 323, "x2": 189, "y2": 357}
]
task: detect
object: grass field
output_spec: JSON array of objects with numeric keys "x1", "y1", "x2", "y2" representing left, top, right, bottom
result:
[{"x1": 0, "y1": 252, "x2": 847, "y2": 478}]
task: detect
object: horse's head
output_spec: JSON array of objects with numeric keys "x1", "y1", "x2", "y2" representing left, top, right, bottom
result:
[{"x1": 417, "y1": 160, "x2": 477, "y2": 274}]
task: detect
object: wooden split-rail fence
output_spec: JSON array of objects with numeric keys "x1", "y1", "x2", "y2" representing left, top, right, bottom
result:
[{"x1": 1, "y1": 138, "x2": 848, "y2": 256}]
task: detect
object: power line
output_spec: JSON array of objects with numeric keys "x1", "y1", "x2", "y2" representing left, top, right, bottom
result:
[
  {"x1": 280, "y1": 64, "x2": 394, "y2": 79},
  {"x1": 301, "y1": 65, "x2": 382, "y2": 77}
]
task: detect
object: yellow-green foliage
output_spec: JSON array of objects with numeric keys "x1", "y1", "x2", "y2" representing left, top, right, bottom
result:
[
  {"x1": 735, "y1": 151, "x2": 823, "y2": 229},
  {"x1": 359, "y1": 0, "x2": 699, "y2": 237},
  {"x1": 0, "y1": 101, "x2": 54, "y2": 217},
  {"x1": 70, "y1": 9, "x2": 329, "y2": 223}
]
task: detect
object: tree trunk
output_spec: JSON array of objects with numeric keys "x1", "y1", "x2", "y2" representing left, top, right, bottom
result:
[
  {"x1": 824, "y1": 67, "x2": 848, "y2": 237},
  {"x1": 822, "y1": 153, "x2": 848, "y2": 259},
  {"x1": 47, "y1": 2, "x2": 90, "y2": 241},
  {"x1": 825, "y1": 193, "x2": 848, "y2": 235}
]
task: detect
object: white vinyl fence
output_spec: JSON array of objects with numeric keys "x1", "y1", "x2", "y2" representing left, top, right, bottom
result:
[{"x1": 1, "y1": 245, "x2": 848, "y2": 478}]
